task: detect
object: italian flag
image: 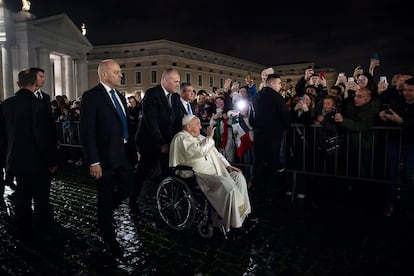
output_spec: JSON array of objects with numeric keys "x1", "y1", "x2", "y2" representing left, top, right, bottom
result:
[{"x1": 232, "y1": 118, "x2": 253, "y2": 160}]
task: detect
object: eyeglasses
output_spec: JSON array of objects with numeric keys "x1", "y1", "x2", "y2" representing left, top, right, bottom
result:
[{"x1": 354, "y1": 94, "x2": 369, "y2": 99}]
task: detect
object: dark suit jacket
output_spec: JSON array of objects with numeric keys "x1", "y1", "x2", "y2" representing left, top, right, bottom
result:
[
  {"x1": 38, "y1": 90, "x2": 51, "y2": 109},
  {"x1": 37, "y1": 90, "x2": 58, "y2": 142},
  {"x1": 252, "y1": 86, "x2": 291, "y2": 138},
  {"x1": 0, "y1": 89, "x2": 58, "y2": 174},
  {"x1": 0, "y1": 102, "x2": 6, "y2": 169},
  {"x1": 80, "y1": 83, "x2": 132, "y2": 169},
  {"x1": 136, "y1": 85, "x2": 181, "y2": 154},
  {"x1": 174, "y1": 98, "x2": 192, "y2": 130}
]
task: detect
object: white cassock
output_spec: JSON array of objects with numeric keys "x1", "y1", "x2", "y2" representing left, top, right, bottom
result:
[{"x1": 169, "y1": 130, "x2": 251, "y2": 232}]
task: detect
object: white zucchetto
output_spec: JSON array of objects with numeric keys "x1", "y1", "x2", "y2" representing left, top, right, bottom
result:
[{"x1": 182, "y1": 114, "x2": 196, "y2": 126}]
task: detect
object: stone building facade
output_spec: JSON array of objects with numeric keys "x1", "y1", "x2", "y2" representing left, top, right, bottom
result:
[
  {"x1": 1, "y1": 2, "x2": 337, "y2": 102},
  {"x1": 86, "y1": 40, "x2": 337, "y2": 98},
  {"x1": 0, "y1": 2, "x2": 92, "y2": 101}
]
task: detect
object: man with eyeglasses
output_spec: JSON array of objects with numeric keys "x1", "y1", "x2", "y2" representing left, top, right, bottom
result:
[{"x1": 334, "y1": 87, "x2": 380, "y2": 205}]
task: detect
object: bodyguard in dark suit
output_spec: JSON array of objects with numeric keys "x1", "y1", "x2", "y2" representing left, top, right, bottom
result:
[
  {"x1": 0, "y1": 69, "x2": 58, "y2": 243},
  {"x1": 133, "y1": 68, "x2": 181, "y2": 202},
  {"x1": 170, "y1": 82, "x2": 195, "y2": 141},
  {"x1": 80, "y1": 59, "x2": 134, "y2": 255},
  {"x1": 0, "y1": 101, "x2": 5, "y2": 202},
  {"x1": 30, "y1": 68, "x2": 52, "y2": 108},
  {"x1": 29, "y1": 67, "x2": 58, "y2": 160},
  {"x1": 177, "y1": 82, "x2": 195, "y2": 117},
  {"x1": 251, "y1": 74, "x2": 291, "y2": 204}
]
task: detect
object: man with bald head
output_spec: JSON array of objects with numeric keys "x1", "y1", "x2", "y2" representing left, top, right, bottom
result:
[
  {"x1": 169, "y1": 114, "x2": 251, "y2": 232},
  {"x1": 133, "y1": 68, "x2": 182, "y2": 205},
  {"x1": 80, "y1": 59, "x2": 134, "y2": 256}
]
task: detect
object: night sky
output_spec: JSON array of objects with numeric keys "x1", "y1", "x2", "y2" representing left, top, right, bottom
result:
[{"x1": 4, "y1": 0, "x2": 413, "y2": 78}]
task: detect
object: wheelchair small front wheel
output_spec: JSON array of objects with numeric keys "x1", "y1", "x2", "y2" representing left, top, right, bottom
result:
[{"x1": 197, "y1": 220, "x2": 213, "y2": 239}]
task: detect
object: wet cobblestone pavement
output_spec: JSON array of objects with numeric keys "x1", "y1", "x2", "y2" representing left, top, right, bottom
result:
[{"x1": 1, "y1": 165, "x2": 413, "y2": 275}]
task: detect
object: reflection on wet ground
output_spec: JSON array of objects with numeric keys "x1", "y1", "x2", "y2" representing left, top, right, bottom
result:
[{"x1": 1, "y1": 165, "x2": 413, "y2": 275}]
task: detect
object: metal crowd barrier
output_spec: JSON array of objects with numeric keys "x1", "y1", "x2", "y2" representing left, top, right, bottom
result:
[
  {"x1": 56, "y1": 121, "x2": 82, "y2": 148},
  {"x1": 284, "y1": 123, "x2": 407, "y2": 186},
  {"x1": 56, "y1": 121, "x2": 409, "y2": 190}
]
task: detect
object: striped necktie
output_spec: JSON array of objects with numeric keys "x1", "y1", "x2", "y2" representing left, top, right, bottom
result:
[{"x1": 167, "y1": 93, "x2": 171, "y2": 107}]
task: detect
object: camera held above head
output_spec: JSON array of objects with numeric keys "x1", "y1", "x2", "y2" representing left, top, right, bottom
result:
[{"x1": 236, "y1": 99, "x2": 247, "y2": 111}]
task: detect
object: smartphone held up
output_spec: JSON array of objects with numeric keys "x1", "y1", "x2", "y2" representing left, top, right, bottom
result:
[
  {"x1": 382, "y1": 104, "x2": 392, "y2": 115},
  {"x1": 319, "y1": 71, "x2": 326, "y2": 79}
]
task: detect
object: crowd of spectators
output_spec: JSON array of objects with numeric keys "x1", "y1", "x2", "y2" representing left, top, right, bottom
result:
[{"x1": 2, "y1": 58, "x2": 413, "y2": 220}]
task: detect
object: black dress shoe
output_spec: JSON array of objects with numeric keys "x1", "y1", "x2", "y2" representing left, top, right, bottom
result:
[
  {"x1": 103, "y1": 238, "x2": 123, "y2": 257},
  {"x1": 265, "y1": 197, "x2": 273, "y2": 205},
  {"x1": 129, "y1": 203, "x2": 141, "y2": 215},
  {"x1": 18, "y1": 232, "x2": 34, "y2": 247}
]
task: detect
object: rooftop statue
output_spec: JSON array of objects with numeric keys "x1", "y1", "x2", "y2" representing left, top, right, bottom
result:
[
  {"x1": 15, "y1": 0, "x2": 35, "y2": 21},
  {"x1": 81, "y1": 23, "x2": 87, "y2": 36},
  {"x1": 22, "y1": 0, "x2": 31, "y2": 12}
]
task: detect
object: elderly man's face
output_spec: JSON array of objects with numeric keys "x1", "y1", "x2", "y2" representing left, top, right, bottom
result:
[
  {"x1": 354, "y1": 88, "x2": 372, "y2": 107},
  {"x1": 181, "y1": 85, "x2": 194, "y2": 102},
  {"x1": 188, "y1": 117, "x2": 202, "y2": 137}
]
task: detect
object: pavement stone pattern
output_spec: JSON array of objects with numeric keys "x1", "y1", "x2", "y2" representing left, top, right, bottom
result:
[{"x1": 1, "y1": 164, "x2": 413, "y2": 275}]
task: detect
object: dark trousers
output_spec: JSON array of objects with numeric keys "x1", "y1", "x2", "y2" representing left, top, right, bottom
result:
[
  {"x1": 5, "y1": 169, "x2": 14, "y2": 184},
  {"x1": 130, "y1": 151, "x2": 169, "y2": 203},
  {"x1": 386, "y1": 143, "x2": 414, "y2": 210},
  {"x1": 0, "y1": 168, "x2": 4, "y2": 200},
  {"x1": 96, "y1": 166, "x2": 133, "y2": 241},
  {"x1": 14, "y1": 169, "x2": 52, "y2": 238},
  {"x1": 253, "y1": 134, "x2": 282, "y2": 200}
]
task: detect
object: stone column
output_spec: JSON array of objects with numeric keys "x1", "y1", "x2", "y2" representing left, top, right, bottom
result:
[
  {"x1": 63, "y1": 55, "x2": 74, "y2": 100},
  {"x1": 75, "y1": 57, "x2": 88, "y2": 99},
  {"x1": 37, "y1": 48, "x2": 52, "y2": 96},
  {"x1": 50, "y1": 53, "x2": 62, "y2": 96},
  {"x1": 1, "y1": 44, "x2": 14, "y2": 99}
]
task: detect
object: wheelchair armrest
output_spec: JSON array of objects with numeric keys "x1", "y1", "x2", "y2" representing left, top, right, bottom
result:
[
  {"x1": 171, "y1": 165, "x2": 195, "y2": 179},
  {"x1": 172, "y1": 165, "x2": 193, "y2": 172}
]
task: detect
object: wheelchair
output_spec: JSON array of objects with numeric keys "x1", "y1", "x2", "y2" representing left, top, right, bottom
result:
[{"x1": 155, "y1": 166, "x2": 227, "y2": 239}]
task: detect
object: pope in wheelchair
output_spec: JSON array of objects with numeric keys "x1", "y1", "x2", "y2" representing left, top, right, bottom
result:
[{"x1": 168, "y1": 114, "x2": 251, "y2": 233}]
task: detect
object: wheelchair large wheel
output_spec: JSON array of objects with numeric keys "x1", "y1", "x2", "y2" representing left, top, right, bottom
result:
[{"x1": 156, "y1": 176, "x2": 196, "y2": 230}]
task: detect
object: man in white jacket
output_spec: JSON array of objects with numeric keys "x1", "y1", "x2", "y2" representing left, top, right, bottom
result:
[{"x1": 169, "y1": 114, "x2": 251, "y2": 232}]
